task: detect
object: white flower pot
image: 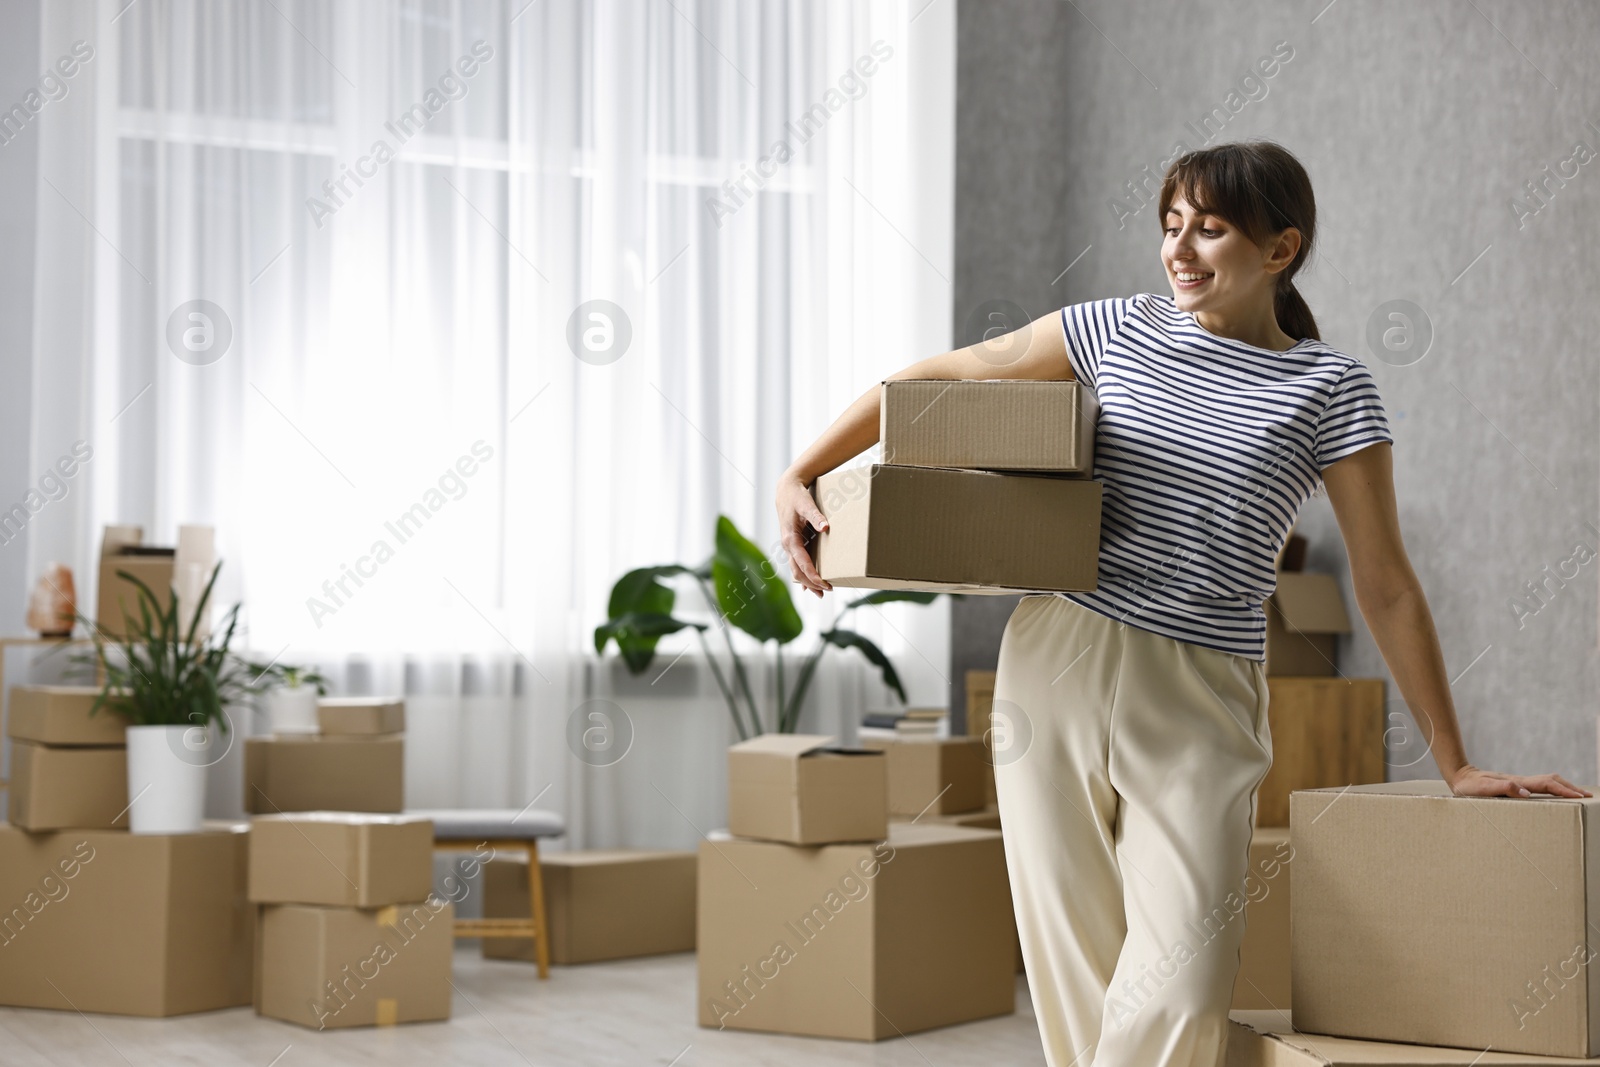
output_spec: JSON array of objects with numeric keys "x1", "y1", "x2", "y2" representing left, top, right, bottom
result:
[
  {"x1": 126, "y1": 724, "x2": 210, "y2": 834},
  {"x1": 268, "y1": 684, "x2": 320, "y2": 735}
]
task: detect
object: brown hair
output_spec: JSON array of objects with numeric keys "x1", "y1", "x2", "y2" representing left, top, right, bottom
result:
[{"x1": 1158, "y1": 140, "x2": 1319, "y2": 342}]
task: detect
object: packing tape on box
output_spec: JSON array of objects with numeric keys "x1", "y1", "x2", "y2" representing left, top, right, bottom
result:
[
  {"x1": 376, "y1": 905, "x2": 399, "y2": 927},
  {"x1": 375, "y1": 998, "x2": 398, "y2": 1026}
]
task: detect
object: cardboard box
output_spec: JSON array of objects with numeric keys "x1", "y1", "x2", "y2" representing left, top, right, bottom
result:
[
  {"x1": 966, "y1": 669, "x2": 999, "y2": 807},
  {"x1": 249, "y1": 813, "x2": 434, "y2": 907},
  {"x1": 1291, "y1": 780, "x2": 1600, "y2": 1058},
  {"x1": 256, "y1": 900, "x2": 454, "y2": 1029},
  {"x1": 1275, "y1": 529, "x2": 1308, "y2": 572},
  {"x1": 861, "y1": 736, "x2": 988, "y2": 816},
  {"x1": 96, "y1": 524, "x2": 215, "y2": 640},
  {"x1": 243, "y1": 735, "x2": 404, "y2": 814},
  {"x1": 1256, "y1": 677, "x2": 1385, "y2": 826},
  {"x1": 7, "y1": 685, "x2": 131, "y2": 745},
  {"x1": 727, "y1": 734, "x2": 887, "y2": 846},
  {"x1": 1226, "y1": 1010, "x2": 1600, "y2": 1065},
  {"x1": 1231, "y1": 827, "x2": 1293, "y2": 1011},
  {"x1": 8, "y1": 741, "x2": 129, "y2": 830},
  {"x1": 891, "y1": 804, "x2": 1002, "y2": 831},
  {"x1": 482, "y1": 850, "x2": 697, "y2": 965},
  {"x1": 879, "y1": 378, "x2": 1097, "y2": 473},
  {"x1": 317, "y1": 697, "x2": 406, "y2": 736},
  {"x1": 697, "y1": 822, "x2": 1015, "y2": 1040},
  {"x1": 1264, "y1": 572, "x2": 1351, "y2": 676},
  {"x1": 0, "y1": 823, "x2": 252, "y2": 1016},
  {"x1": 810, "y1": 464, "x2": 1100, "y2": 594}
]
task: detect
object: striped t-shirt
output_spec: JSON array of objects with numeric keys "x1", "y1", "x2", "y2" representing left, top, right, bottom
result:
[{"x1": 1056, "y1": 292, "x2": 1394, "y2": 662}]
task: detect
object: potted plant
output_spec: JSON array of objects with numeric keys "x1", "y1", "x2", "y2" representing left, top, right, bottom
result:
[
  {"x1": 595, "y1": 515, "x2": 940, "y2": 739},
  {"x1": 80, "y1": 560, "x2": 260, "y2": 833},
  {"x1": 246, "y1": 663, "x2": 328, "y2": 735}
]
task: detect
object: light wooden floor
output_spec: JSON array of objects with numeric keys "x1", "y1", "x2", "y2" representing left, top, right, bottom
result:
[{"x1": 0, "y1": 948, "x2": 1048, "y2": 1066}]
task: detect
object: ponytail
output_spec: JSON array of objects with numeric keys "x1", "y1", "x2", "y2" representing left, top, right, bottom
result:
[{"x1": 1275, "y1": 279, "x2": 1319, "y2": 343}]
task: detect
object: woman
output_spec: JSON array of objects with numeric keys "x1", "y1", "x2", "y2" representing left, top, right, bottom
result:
[{"x1": 775, "y1": 140, "x2": 1590, "y2": 1067}]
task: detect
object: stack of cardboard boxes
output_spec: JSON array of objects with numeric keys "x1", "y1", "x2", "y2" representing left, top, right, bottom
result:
[
  {"x1": 0, "y1": 685, "x2": 254, "y2": 1017},
  {"x1": 697, "y1": 734, "x2": 1017, "y2": 1040},
  {"x1": 250, "y1": 813, "x2": 453, "y2": 1029},
  {"x1": 244, "y1": 697, "x2": 406, "y2": 814},
  {"x1": 7, "y1": 686, "x2": 130, "y2": 830},
  {"x1": 811, "y1": 379, "x2": 1102, "y2": 594}
]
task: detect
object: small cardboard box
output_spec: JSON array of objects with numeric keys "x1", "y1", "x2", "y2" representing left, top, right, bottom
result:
[
  {"x1": 7, "y1": 685, "x2": 131, "y2": 746},
  {"x1": 482, "y1": 850, "x2": 697, "y2": 965},
  {"x1": 1226, "y1": 1010, "x2": 1600, "y2": 1065},
  {"x1": 249, "y1": 813, "x2": 434, "y2": 907},
  {"x1": 0, "y1": 823, "x2": 252, "y2": 1016},
  {"x1": 255, "y1": 900, "x2": 454, "y2": 1029},
  {"x1": 861, "y1": 736, "x2": 989, "y2": 816},
  {"x1": 243, "y1": 735, "x2": 404, "y2": 814},
  {"x1": 96, "y1": 524, "x2": 216, "y2": 640},
  {"x1": 1291, "y1": 780, "x2": 1600, "y2": 1058},
  {"x1": 1256, "y1": 677, "x2": 1385, "y2": 827},
  {"x1": 8, "y1": 741, "x2": 129, "y2": 830},
  {"x1": 1264, "y1": 572, "x2": 1351, "y2": 676},
  {"x1": 1231, "y1": 827, "x2": 1292, "y2": 1011},
  {"x1": 879, "y1": 378, "x2": 1097, "y2": 473},
  {"x1": 697, "y1": 822, "x2": 1015, "y2": 1040},
  {"x1": 317, "y1": 697, "x2": 406, "y2": 736},
  {"x1": 810, "y1": 464, "x2": 1100, "y2": 594},
  {"x1": 727, "y1": 734, "x2": 887, "y2": 846}
]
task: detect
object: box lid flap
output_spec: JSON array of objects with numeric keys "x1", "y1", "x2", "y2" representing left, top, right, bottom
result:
[
  {"x1": 1270, "y1": 572, "x2": 1351, "y2": 634},
  {"x1": 729, "y1": 733, "x2": 838, "y2": 758}
]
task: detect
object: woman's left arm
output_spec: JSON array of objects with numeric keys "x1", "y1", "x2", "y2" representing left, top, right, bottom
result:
[{"x1": 1321, "y1": 441, "x2": 1591, "y2": 799}]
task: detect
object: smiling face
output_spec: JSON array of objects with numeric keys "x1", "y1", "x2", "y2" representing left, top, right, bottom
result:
[{"x1": 1162, "y1": 194, "x2": 1297, "y2": 319}]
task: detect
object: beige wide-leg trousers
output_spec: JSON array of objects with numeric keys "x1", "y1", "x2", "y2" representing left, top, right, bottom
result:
[{"x1": 991, "y1": 594, "x2": 1273, "y2": 1067}]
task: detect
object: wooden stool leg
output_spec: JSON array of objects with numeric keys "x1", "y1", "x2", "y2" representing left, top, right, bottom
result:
[{"x1": 526, "y1": 840, "x2": 551, "y2": 979}]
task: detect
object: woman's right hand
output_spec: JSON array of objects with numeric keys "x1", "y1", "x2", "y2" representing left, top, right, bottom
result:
[{"x1": 776, "y1": 470, "x2": 833, "y2": 598}]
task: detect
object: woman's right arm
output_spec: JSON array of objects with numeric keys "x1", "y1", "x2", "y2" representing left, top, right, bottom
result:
[{"x1": 777, "y1": 309, "x2": 1076, "y2": 596}]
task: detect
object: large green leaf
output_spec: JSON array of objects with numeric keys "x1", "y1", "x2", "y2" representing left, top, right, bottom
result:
[
  {"x1": 712, "y1": 515, "x2": 802, "y2": 645},
  {"x1": 822, "y1": 628, "x2": 907, "y2": 703},
  {"x1": 597, "y1": 565, "x2": 701, "y2": 672},
  {"x1": 607, "y1": 564, "x2": 697, "y2": 619},
  {"x1": 594, "y1": 611, "x2": 706, "y2": 674}
]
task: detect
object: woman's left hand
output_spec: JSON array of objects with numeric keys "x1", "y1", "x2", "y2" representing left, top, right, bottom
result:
[{"x1": 1447, "y1": 764, "x2": 1592, "y2": 799}]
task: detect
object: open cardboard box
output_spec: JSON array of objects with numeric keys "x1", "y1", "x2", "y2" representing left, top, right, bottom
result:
[
  {"x1": 1265, "y1": 572, "x2": 1351, "y2": 676},
  {"x1": 727, "y1": 734, "x2": 887, "y2": 845},
  {"x1": 96, "y1": 524, "x2": 215, "y2": 640}
]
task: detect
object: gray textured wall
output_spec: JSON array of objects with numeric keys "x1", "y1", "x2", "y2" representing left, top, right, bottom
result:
[{"x1": 951, "y1": 0, "x2": 1600, "y2": 783}]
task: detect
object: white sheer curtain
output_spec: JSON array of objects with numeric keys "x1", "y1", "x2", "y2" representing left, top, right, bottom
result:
[{"x1": 26, "y1": 0, "x2": 955, "y2": 848}]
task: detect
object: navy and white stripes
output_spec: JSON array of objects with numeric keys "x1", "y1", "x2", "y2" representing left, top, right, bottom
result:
[{"x1": 1055, "y1": 293, "x2": 1394, "y2": 662}]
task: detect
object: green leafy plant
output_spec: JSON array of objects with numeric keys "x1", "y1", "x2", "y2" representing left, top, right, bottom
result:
[
  {"x1": 241, "y1": 660, "x2": 328, "y2": 695},
  {"x1": 595, "y1": 515, "x2": 939, "y2": 739},
  {"x1": 76, "y1": 561, "x2": 282, "y2": 730}
]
